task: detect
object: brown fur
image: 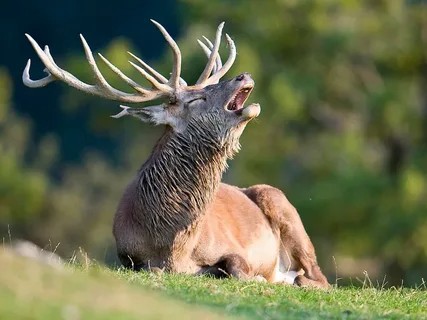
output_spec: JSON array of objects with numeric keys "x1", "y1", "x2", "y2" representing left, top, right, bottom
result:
[{"x1": 115, "y1": 179, "x2": 329, "y2": 288}]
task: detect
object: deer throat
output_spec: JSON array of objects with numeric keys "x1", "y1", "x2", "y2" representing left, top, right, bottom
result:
[{"x1": 135, "y1": 125, "x2": 236, "y2": 247}]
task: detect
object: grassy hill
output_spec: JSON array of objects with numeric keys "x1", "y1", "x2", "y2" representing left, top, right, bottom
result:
[{"x1": 1, "y1": 248, "x2": 426, "y2": 319}]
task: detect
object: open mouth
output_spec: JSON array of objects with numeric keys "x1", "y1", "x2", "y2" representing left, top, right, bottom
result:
[{"x1": 226, "y1": 84, "x2": 253, "y2": 112}]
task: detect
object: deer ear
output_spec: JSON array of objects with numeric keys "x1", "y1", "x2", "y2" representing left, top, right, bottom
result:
[{"x1": 111, "y1": 104, "x2": 169, "y2": 125}]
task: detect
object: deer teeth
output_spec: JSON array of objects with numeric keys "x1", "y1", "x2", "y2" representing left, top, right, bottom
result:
[{"x1": 226, "y1": 85, "x2": 253, "y2": 112}]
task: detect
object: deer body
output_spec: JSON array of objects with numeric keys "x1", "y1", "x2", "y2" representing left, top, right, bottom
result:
[
  {"x1": 23, "y1": 21, "x2": 330, "y2": 288},
  {"x1": 113, "y1": 121, "x2": 280, "y2": 279},
  {"x1": 115, "y1": 181, "x2": 280, "y2": 278}
]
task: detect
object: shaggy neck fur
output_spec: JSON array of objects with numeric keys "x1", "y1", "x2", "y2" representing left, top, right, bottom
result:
[{"x1": 135, "y1": 113, "x2": 242, "y2": 247}]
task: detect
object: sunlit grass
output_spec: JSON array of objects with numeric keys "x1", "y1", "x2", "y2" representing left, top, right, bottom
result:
[
  {"x1": 0, "y1": 248, "x2": 229, "y2": 320},
  {"x1": 116, "y1": 269, "x2": 427, "y2": 320},
  {"x1": 1, "y1": 248, "x2": 426, "y2": 320}
]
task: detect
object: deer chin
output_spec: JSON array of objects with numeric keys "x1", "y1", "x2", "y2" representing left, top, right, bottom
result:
[{"x1": 239, "y1": 103, "x2": 261, "y2": 120}]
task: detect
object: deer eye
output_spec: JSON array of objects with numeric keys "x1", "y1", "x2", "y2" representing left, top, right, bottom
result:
[{"x1": 186, "y1": 97, "x2": 206, "y2": 106}]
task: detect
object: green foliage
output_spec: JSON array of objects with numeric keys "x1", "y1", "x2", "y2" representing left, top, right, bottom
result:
[{"x1": 0, "y1": 70, "x2": 49, "y2": 229}]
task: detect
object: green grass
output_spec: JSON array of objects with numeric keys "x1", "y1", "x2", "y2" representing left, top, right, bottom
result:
[
  {"x1": 0, "y1": 249, "x2": 230, "y2": 320},
  {"x1": 117, "y1": 270, "x2": 427, "y2": 320},
  {"x1": 1, "y1": 248, "x2": 426, "y2": 320}
]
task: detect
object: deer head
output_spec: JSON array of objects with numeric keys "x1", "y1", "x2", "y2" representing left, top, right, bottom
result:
[{"x1": 23, "y1": 21, "x2": 260, "y2": 152}]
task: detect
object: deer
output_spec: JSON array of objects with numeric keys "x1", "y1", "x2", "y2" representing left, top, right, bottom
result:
[{"x1": 23, "y1": 20, "x2": 330, "y2": 288}]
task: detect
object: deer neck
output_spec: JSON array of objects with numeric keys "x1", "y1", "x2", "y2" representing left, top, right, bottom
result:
[{"x1": 135, "y1": 120, "x2": 240, "y2": 246}]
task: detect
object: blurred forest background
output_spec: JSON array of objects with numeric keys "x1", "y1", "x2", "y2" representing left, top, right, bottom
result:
[{"x1": 1, "y1": 0, "x2": 426, "y2": 286}]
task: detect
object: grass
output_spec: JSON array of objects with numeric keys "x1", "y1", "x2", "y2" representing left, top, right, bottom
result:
[
  {"x1": 0, "y1": 248, "x2": 230, "y2": 320},
  {"x1": 117, "y1": 270, "x2": 427, "y2": 319},
  {"x1": 1, "y1": 248, "x2": 426, "y2": 320}
]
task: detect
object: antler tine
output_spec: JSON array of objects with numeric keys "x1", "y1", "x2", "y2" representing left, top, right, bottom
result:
[
  {"x1": 198, "y1": 37, "x2": 222, "y2": 74},
  {"x1": 23, "y1": 59, "x2": 55, "y2": 87},
  {"x1": 79, "y1": 34, "x2": 127, "y2": 99},
  {"x1": 24, "y1": 33, "x2": 96, "y2": 92},
  {"x1": 196, "y1": 22, "x2": 224, "y2": 85},
  {"x1": 197, "y1": 40, "x2": 214, "y2": 72},
  {"x1": 80, "y1": 35, "x2": 173, "y2": 97},
  {"x1": 204, "y1": 34, "x2": 236, "y2": 86},
  {"x1": 127, "y1": 51, "x2": 186, "y2": 89},
  {"x1": 128, "y1": 61, "x2": 172, "y2": 92},
  {"x1": 97, "y1": 53, "x2": 152, "y2": 95},
  {"x1": 23, "y1": 43, "x2": 82, "y2": 88},
  {"x1": 127, "y1": 51, "x2": 168, "y2": 84},
  {"x1": 42, "y1": 44, "x2": 93, "y2": 86},
  {"x1": 43, "y1": 45, "x2": 56, "y2": 65},
  {"x1": 202, "y1": 36, "x2": 222, "y2": 72},
  {"x1": 150, "y1": 19, "x2": 182, "y2": 89}
]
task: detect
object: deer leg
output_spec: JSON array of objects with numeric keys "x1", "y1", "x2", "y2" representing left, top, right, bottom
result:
[
  {"x1": 286, "y1": 247, "x2": 330, "y2": 289},
  {"x1": 294, "y1": 274, "x2": 329, "y2": 289},
  {"x1": 201, "y1": 254, "x2": 252, "y2": 279},
  {"x1": 118, "y1": 252, "x2": 165, "y2": 274},
  {"x1": 242, "y1": 185, "x2": 330, "y2": 289},
  {"x1": 221, "y1": 254, "x2": 252, "y2": 279},
  {"x1": 199, "y1": 254, "x2": 265, "y2": 282}
]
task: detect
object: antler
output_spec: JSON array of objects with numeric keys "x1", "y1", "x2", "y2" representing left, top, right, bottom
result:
[
  {"x1": 23, "y1": 20, "x2": 237, "y2": 104},
  {"x1": 194, "y1": 23, "x2": 236, "y2": 88},
  {"x1": 198, "y1": 36, "x2": 223, "y2": 74}
]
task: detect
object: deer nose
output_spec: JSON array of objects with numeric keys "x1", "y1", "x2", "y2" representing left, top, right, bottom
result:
[{"x1": 236, "y1": 73, "x2": 251, "y2": 81}]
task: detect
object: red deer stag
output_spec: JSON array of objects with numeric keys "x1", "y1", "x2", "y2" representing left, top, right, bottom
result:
[{"x1": 23, "y1": 21, "x2": 330, "y2": 288}]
